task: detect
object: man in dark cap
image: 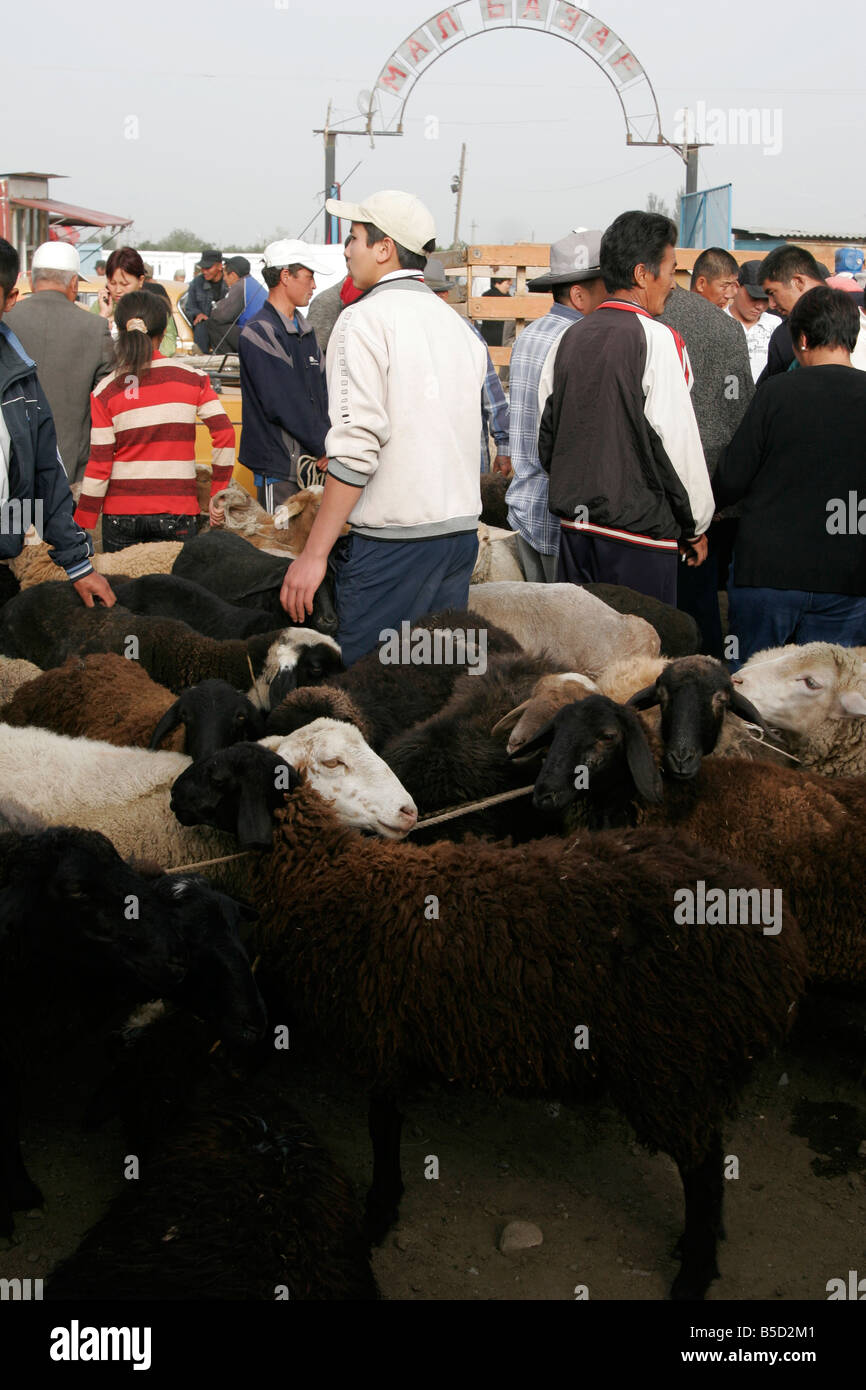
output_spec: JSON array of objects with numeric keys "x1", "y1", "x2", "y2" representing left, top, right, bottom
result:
[
  {"x1": 206, "y1": 256, "x2": 267, "y2": 352},
  {"x1": 186, "y1": 249, "x2": 226, "y2": 351},
  {"x1": 725, "y1": 261, "x2": 780, "y2": 382}
]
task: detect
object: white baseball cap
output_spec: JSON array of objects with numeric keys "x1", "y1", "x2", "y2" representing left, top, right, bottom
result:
[
  {"x1": 31, "y1": 241, "x2": 80, "y2": 274},
  {"x1": 262, "y1": 239, "x2": 334, "y2": 275},
  {"x1": 324, "y1": 190, "x2": 435, "y2": 256}
]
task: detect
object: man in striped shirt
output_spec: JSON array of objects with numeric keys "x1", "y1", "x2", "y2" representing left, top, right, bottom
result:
[
  {"x1": 505, "y1": 229, "x2": 606, "y2": 583},
  {"x1": 539, "y1": 212, "x2": 714, "y2": 606},
  {"x1": 75, "y1": 292, "x2": 235, "y2": 544}
]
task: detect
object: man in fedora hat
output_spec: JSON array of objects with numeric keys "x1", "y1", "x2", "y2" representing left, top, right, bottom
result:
[
  {"x1": 424, "y1": 255, "x2": 510, "y2": 476},
  {"x1": 504, "y1": 229, "x2": 607, "y2": 583},
  {"x1": 281, "y1": 189, "x2": 487, "y2": 666}
]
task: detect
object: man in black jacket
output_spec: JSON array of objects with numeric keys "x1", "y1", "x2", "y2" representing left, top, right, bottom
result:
[
  {"x1": 0, "y1": 239, "x2": 114, "y2": 607},
  {"x1": 757, "y1": 244, "x2": 826, "y2": 382},
  {"x1": 716, "y1": 286, "x2": 866, "y2": 665},
  {"x1": 539, "y1": 211, "x2": 713, "y2": 604}
]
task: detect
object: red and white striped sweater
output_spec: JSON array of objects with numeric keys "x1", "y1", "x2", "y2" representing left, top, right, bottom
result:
[{"x1": 75, "y1": 353, "x2": 235, "y2": 529}]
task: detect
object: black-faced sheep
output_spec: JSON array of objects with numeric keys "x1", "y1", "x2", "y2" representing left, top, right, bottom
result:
[
  {"x1": 0, "y1": 826, "x2": 265, "y2": 1237},
  {"x1": 170, "y1": 763, "x2": 808, "y2": 1300},
  {"x1": 111, "y1": 574, "x2": 279, "y2": 638},
  {"x1": 0, "y1": 582, "x2": 341, "y2": 703},
  {"x1": 171, "y1": 529, "x2": 338, "y2": 637},
  {"x1": 273, "y1": 608, "x2": 522, "y2": 753},
  {"x1": 526, "y1": 693, "x2": 866, "y2": 987},
  {"x1": 733, "y1": 643, "x2": 866, "y2": 777},
  {"x1": 46, "y1": 1010, "x2": 377, "y2": 1301},
  {"x1": 382, "y1": 651, "x2": 568, "y2": 840}
]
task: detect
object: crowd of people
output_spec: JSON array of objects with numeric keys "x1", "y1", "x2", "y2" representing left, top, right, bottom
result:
[{"x1": 0, "y1": 194, "x2": 864, "y2": 672}]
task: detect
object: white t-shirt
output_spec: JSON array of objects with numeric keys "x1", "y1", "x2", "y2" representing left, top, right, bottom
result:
[{"x1": 724, "y1": 304, "x2": 780, "y2": 382}]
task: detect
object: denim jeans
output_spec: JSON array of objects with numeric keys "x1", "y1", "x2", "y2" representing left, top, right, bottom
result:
[
  {"x1": 101, "y1": 513, "x2": 202, "y2": 554},
  {"x1": 727, "y1": 582, "x2": 866, "y2": 670}
]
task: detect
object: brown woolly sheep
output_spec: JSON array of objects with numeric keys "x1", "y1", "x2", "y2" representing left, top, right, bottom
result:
[
  {"x1": 0, "y1": 656, "x2": 42, "y2": 705},
  {"x1": 2, "y1": 654, "x2": 184, "y2": 751},
  {"x1": 0, "y1": 583, "x2": 310, "y2": 699},
  {"x1": 9, "y1": 538, "x2": 184, "y2": 588},
  {"x1": 527, "y1": 694, "x2": 866, "y2": 987},
  {"x1": 265, "y1": 684, "x2": 374, "y2": 745},
  {"x1": 170, "y1": 766, "x2": 807, "y2": 1301}
]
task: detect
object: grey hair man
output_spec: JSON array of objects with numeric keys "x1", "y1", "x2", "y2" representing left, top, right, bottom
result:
[{"x1": 5, "y1": 242, "x2": 113, "y2": 488}]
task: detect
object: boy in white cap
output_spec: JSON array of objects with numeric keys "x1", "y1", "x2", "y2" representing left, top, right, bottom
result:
[
  {"x1": 237, "y1": 239, "x2": 334, "y2": 512},
  {"x1": 6, "y1": 241, "x2": 113, "y2": 488},
  {"x1": 281, "y1": 191, "x2": 487, "y2": 667}
]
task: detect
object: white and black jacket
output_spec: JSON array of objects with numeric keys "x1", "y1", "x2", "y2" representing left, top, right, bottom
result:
[{"x1": 539, "y1": 300, "x2": 714, "y2": 549}]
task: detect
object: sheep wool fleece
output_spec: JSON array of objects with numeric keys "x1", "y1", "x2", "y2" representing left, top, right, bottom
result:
[{"x1": 325, "y1": 274, "x2": 487, "y2": 539}]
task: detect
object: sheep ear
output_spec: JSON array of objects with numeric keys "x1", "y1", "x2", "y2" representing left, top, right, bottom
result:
[
  {"x1": 840, "y1": 690, "x2": 866, "y2": 718},
  {"x1": 508, "y1": 715, "x2": 557, "y2": 760},
  {"x1": 276, "y1": 495, "x2": 307, "y2": 522},
  {"x1": 627, "y1": 683, "x2": 660, "y2": 710},
  {"x1": 729, "y1": 689, "x2": 770, "y2": 730},
  {"x1": 623, "y1": 715, "x2": 663, "y2": 804},
  {"x1": 149, "y1": 701, "x2": 182, "y2": 750},
  {"x1": 491, "y1": 700, "x2": 530, "y2": 738},
  {"x1": 236, "y1": 782, "x2": 275, "y2": 851}
]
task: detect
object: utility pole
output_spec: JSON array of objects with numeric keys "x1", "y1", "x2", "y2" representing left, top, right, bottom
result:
[
  {"x1": 323, "y1": 100, "x2": 338, "y2": 243},
  {"x1": 451, "y1": 143, "x2": 466, "y2": 247},
  {"x1": 470, "y1": 219, "x2": 478, "y2": 244}
]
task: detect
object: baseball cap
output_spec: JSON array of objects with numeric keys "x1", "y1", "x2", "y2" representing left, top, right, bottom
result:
[
  {"x1": 528, "y1": 229, "x2": 603, "y2": 290},
  {"x1": 199, "y1": 249, "x2": 222, "y2": 268},
  {"x1": 738, "y1": 260, "x2": 770, "y2": 300},
  {"x1": 263, "y1": 239, "x2": 334, "y2": 276},
  {"x1": 224, "y1": 255, "x2": 251, "y2": 277},
  {"x1": 324, "y1": 190, "x2": 435, "y2": 256},
  {"x1": 31, "y1": 241, "x2": 80, "y2": 274}
]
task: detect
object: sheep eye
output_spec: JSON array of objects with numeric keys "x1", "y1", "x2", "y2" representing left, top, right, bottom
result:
[
  {"x1": 321, "y1": 757, "x2": 345, "y2": 770},
  {"x1": 599, "y1": 731, "x2": 618, "y2": 743},
  {"x1": 803, "y1": 676, "x2": 822, "y2": 691}
]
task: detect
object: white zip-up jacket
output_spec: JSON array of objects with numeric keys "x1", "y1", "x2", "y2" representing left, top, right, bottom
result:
[{"x1": 325, "y1": 272, "x2": 487, "y2": 539}]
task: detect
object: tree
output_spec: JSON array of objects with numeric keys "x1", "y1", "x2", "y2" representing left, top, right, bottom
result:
[
  {"x1": 146, "y1": 228, "x2": 211, "y2": 252},
  {"x1": 645, "y1": 192, "x2": 672, "y2": 219}
]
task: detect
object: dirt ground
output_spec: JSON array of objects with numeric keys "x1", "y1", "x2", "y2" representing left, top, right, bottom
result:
[{"x1": 2, "y1": 1002, "x2": 864, "y2": 1302}]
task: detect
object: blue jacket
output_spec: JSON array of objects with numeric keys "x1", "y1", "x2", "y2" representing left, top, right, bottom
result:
[
  {"x1": 238, "y1": 301, "x2": 329, "y2": 481},
  {"x1": 237, "y1": 277, "x2": 267, "y2": 328},
  {"x1": 0, "y1": 324, "x2": 93, "y2": 578},
  {"x1": 186, "y1": 273, "x2": 226, "y2": 321}
]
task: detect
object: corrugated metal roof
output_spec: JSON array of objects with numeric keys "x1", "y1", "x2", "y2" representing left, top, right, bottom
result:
[
  {"x1": 11, "y1": 197, "x2": 131, "y2": 229},
  {"x1": 733, "y1": 226, "x2": 866, "y2": 241}
]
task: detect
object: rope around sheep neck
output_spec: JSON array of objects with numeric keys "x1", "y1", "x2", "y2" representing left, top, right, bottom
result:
[{"x1": 164, "y1": 784, "x2": 537, "y2": 875}]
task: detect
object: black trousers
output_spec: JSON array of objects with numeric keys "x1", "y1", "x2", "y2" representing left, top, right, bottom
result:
[
  {"x1": 101, "y1": 513, "x2": 202, "y2": 553},
  {"x1": 558, "y1": 528, "x2": 678, "y2": 606}
]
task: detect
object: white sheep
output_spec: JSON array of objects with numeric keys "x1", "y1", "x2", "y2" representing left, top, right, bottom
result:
[
  {"x1": 467, "y1": 582, "x2": 660, "y2": 675},
  {"x1": 0, "y1": 718, "x2": 416, "y2": 891},
  {"x1": 471, "y1": 525, "x2": 525, "y2": 584},
  {"x1": 734, "y1": 643, "x2": 866, "y2": 777},
  {"x1": 0, "y1": 657, "x2": 42, "y2": 705}
]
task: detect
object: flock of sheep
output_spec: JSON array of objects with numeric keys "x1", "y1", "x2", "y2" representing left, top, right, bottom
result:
[{"x1": 0, "y1": 471, "x2": 864, "y2": 1302}]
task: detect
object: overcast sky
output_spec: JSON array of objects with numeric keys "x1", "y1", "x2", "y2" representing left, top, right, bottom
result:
[{"x1": 4, "y1": 0, "x2": 863, "y2": 249}]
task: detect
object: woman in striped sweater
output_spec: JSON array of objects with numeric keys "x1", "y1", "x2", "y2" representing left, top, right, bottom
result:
[{"x1": 75, "y1": 292, "x2": 235, "y2": 551}]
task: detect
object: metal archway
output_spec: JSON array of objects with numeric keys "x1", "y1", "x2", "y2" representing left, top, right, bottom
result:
[{"x1": 365, "y1": 2, "x2": 663, "y2": 147}]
